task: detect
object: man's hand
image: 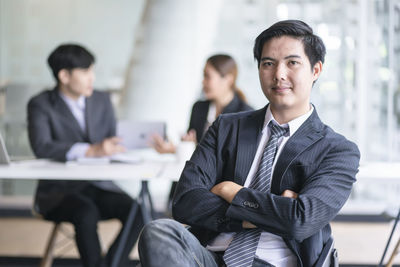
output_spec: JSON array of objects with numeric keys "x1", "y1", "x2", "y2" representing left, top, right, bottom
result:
[
  {"x1": 85, "y1": 137, "x2": 126, "y2": 157},
  {"x1": 281, "y1": 189, "x2": 298, "y2": 199},
  {"x1": 211, "y1": 181, "x2": 243, "y2": 203},
  {"x1": 242, "y1": 221, "x2": 257, "y2": 229},
  {"x1": 242, "y1": 190, "x2": 298, "y2": 229}
]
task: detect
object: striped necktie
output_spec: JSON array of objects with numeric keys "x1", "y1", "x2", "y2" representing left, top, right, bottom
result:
[{"x1": 223, "y1": 121, "x2": 289, "y2": 267}]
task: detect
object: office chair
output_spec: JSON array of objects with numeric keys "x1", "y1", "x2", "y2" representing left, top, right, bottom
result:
[
  {"x1": 32, "y1": 206, "x2": 76, "y2": 267},
  {"x1": 379, "y1": 207, "x2": 400, "y2": 267},
  {"x1": 315, "y1": 236, "x2": 339, "y2": 267}
]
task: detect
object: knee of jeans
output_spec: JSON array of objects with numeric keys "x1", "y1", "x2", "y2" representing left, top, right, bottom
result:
[
  {"x1": 143, "y1": 218, "x2": 178, "y2": 233},
  {"x1": 140, "y1": 219, "x2": 181, "y2": 242}
]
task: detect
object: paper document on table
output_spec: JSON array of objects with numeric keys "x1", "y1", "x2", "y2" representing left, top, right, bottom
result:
[
  {"x1": 75, "y1": 157, "x2": 110, "y2": 165},
  {"x1": 110, "y1": 152, "x2": 142, "y2": 164}
]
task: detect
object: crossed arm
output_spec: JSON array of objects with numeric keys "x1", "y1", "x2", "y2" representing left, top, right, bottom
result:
[
  {"x1": 173, "y1": 116, "x2": 359, "y2": 242},
  {"x1": 211, "y1": 181, "x2": 298, "y2": 228}
]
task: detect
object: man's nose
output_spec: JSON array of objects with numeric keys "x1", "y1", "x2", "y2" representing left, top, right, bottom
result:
[{"x1": 274, "y1": 63, "x2": 287, "y2": 81}]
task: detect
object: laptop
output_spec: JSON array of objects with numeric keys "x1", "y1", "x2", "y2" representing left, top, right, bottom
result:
[
  {"x1": 117, "y1": 120, "x2": 166, "y2": 149},
  {"x1": 0, "y1": 133, "x2": 11, "y2": 165}
]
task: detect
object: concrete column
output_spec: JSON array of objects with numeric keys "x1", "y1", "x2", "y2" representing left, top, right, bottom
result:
[{"x1": 120, "y1": 0, "x2": 223, "y2": 140}]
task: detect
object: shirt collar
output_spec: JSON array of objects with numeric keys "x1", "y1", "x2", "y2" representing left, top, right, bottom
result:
[
  {"x1": 59, "y1": 92, "x2": 86, "y2": 110},
  {"x1": 263, "y1": 104, "x2": 314, "y2": 137}
]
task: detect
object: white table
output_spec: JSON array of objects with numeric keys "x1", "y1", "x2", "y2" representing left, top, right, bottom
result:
[
  {"x1": 0, "y1": 160, "x2": 163, "y2": 180},
  {"x1": 0, "y1": 152, "x2": 185, "y2": 267}
]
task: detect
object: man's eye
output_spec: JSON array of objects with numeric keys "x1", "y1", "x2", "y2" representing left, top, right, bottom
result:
[
  {"x1": 289, "y1": 61, "x2": 299, "y2": 65},
  {"x1": 262, "y1": 61, "x2": 273, "y2": 66}
]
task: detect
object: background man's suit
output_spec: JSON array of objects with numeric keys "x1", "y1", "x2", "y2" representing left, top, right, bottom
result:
[
  {"x1": 173, "y1": 105, "x2": 360, "y2": 267},
  {"x1": 28, "y1": 88, "x2": 118, "y2": 214},
  {"x1": 27, "y1": 88, "x2": 142, "y2": 266}
]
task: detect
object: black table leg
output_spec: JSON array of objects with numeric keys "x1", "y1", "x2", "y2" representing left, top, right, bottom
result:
[
  {"x1": 110, "y1": 200, "x2": 139, "y2": 267},
  {"x1": 139, "y1": 180, "x2": 155, "y2": 224},
  {"x1": 110, "y1": 180, "x2": 156, "y2": 267}
]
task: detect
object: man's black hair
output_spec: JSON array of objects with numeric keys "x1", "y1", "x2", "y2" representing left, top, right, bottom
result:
[
  {"x1": 253, "y1": 20, "x2": 326, "y2": 69},
  {"x1": 47, "y1": 44, "x2": 95, "y2": 82}
]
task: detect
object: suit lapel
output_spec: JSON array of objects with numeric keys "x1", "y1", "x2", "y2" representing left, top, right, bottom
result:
[
  {"x1": 270, "y1": 109, "x2": 324, "y2": 193},
  {"x1": 234, "y1": 107, "x2": 266, "y2": 185},
  {"x1": 50, "y1": 89, "x2": 87, "y2": 139}
]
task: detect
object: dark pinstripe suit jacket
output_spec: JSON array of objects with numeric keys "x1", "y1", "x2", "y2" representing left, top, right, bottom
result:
[
  {"x1": 172, "y1": 105, "x2": 360, "y2": 267},
  {"x1": 27, "y1": 88, "x2": 117, "y2": 215}
]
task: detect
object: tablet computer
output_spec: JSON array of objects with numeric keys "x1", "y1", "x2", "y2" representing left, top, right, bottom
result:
[{"x1": 117, "y1": 121, "x2": 166, "y2": 149}]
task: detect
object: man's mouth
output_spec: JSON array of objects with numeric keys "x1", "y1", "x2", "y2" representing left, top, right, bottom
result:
[{"x1": 272, "y1": 85, "x2": 291, "y2": 93}]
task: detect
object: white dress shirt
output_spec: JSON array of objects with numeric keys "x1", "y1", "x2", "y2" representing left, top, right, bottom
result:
[
  {"x1": 58, "y1": 92, "x2": 90, "y2": 160},
  {"x1": 203, "y1": 102, "x2": 217, "y2": 137},
  {"x1": 207, "y1": 105, "x2": 314, "y2": 267}
]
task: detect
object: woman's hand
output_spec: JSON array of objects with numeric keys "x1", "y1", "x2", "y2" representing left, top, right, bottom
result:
[
  {"x1": 181, "y1": 129, "x2": 197, "y2": 143},
  {"x1": 151, "y1": 134, "x2": 176, "y2": 154}
]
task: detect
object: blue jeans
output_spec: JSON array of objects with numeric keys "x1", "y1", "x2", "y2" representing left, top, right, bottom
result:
[{"x1": 138, "y1": 219, "x2": 275, "y2": 267}]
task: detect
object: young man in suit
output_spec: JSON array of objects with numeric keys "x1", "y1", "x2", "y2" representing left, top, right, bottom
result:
[
  {"x1": 27, "y1": 44, "x2": 143, "y2": 267},
  {"x1": 138, "y1": 20, "x2": 360, "y2": 267}
]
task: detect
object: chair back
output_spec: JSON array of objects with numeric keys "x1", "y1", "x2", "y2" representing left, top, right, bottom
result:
[{"x1": 314, "y1": 236, "x2": 338, "y2": 267}]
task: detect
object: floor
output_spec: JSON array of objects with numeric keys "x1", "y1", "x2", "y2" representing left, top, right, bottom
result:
[{"x1": 0, "y1": 217, "x2": 400, "y2": 266}]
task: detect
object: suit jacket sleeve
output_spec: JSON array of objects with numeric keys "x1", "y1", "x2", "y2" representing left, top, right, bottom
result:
[
  {"x1": 173, "y1": 116, "x2": 243, "y2": 233},
  {"x1": 226, "y1": 132, "x2": 360, "y2": 242},
  {"x1": 27, "y1": 97, "x2": 75, "y2": 161}
]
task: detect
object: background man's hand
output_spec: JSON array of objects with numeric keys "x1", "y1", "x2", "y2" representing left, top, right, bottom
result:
[{"x1": 85, "y1": 136, "x2": 125, "y2": 157}]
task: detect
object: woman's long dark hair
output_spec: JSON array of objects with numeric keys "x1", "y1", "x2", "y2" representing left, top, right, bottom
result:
[{"x1": 206, "y1": 54, "x2": 247, "y2": 102}]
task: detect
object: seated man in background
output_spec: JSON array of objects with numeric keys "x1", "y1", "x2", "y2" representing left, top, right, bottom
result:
[
  {"x1": 27, "y1": 44, "x2": 142, "y2": 267},
  {"x1": 138, "y1": 20, "x2": 360, "y2": 267}
]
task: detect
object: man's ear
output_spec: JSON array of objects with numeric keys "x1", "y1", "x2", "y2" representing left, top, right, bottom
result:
[
  {"x1": 312, "y1": 61, "x2": 323, "y2": 82},
  {"x1": 58, "y1": 69, "x2": 70, "y2": 85}
]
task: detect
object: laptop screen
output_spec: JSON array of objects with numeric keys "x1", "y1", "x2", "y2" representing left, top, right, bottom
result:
[
  {"x1": 117, "y1": 121, "x2": 166, "y2": 150},
  {"x1": 0, "y1": 133, "x2": 10, "y2": 165}
]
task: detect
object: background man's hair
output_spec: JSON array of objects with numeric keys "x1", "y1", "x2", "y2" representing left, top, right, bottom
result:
[
  {"x1": 253, "y1": 20, "x2": 326, "y2": 69},
  {"x1": 47, "y1": 43, "x2": 95, "y2": 81}
]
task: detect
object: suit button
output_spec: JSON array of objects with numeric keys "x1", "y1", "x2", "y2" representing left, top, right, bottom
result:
[{"x1": 243, "y1": 201, "x2": 259, "y2": 209}]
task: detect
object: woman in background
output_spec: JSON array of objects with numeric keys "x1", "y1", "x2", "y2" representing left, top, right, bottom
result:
[
  {"x1": 153, "y1": 54, "x2": 253, "y2": 153},
  {"x1": 153, "y1": 54, "x2": 253, "y2": 210}
]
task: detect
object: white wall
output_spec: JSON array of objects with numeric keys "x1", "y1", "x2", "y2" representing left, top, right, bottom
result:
[{"x1": 0, "y1": 0, "x2": 146, "y2": 91}]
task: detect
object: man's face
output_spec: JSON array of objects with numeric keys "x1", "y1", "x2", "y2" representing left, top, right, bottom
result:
[
  {"x1": 59, "y1": 65, "x2": 95, "y2": 99},
  {"x1": 258, "y1": 36, "x2": 322, "y2": 115}
]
